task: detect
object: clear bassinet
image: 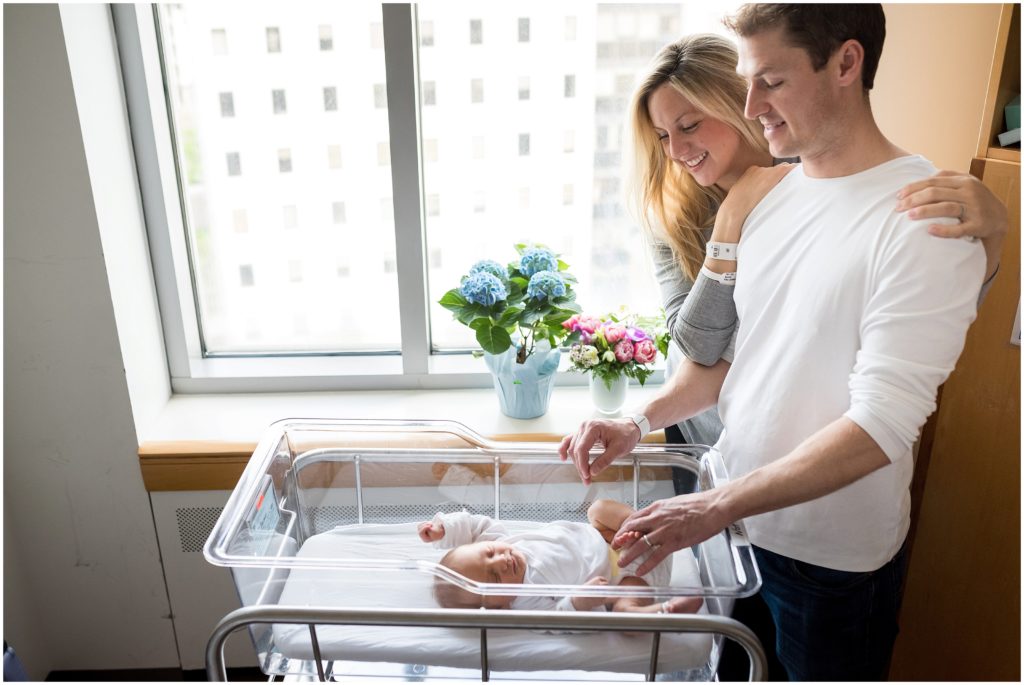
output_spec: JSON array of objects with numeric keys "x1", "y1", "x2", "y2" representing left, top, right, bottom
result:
[{"x1": 204, "y1": 419, "x2": 765, "y2": 682}]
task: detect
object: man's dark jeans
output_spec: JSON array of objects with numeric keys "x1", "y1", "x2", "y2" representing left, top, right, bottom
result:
[{"x1": 720, "y1": 543, "x2": 908, "y2": 681}]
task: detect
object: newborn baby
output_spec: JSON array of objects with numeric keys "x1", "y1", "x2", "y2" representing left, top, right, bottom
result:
[{"x1": 418, "y1": 499, "x2": 701, "y2": 615}]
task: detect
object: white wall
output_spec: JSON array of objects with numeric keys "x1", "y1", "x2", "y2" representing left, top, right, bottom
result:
[{"x1": 3, "y1": 3, "x2": 178, "y2": 674}]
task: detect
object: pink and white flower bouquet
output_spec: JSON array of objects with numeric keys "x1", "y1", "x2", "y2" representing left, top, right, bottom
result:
[{"x1": 563, "y1": 313, "x2": 670, "y2": 389}]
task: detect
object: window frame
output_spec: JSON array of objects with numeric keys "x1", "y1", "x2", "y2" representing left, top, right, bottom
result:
[{"x1": 113, "y1": 4, "x2": 663, "y2": 393}]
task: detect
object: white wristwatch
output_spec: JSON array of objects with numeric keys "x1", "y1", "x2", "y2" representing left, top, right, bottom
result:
[{"x1": 627, "y1": 413, "x2": 651, "y2": 440}]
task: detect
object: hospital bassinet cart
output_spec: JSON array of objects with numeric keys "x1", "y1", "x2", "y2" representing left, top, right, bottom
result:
[{"x1": 204, "y1": 419, "x2": 767, "y2": 681}]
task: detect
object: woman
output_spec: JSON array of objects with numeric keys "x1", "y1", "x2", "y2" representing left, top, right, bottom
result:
[{"x1": 628, "y1": 34, "x2": 1007, "y2": 449}]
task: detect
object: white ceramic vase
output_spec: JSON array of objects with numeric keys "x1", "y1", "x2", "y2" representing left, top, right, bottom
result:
[{"x1": 589, "y1": 374, "x2": 628, "y2": 415}]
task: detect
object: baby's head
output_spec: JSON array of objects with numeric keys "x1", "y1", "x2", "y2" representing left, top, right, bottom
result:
[{"x1": 433, "y1": 540, "x2": 527, "y2": 609}]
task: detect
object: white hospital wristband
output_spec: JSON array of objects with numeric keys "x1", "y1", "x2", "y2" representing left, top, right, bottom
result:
[
  {"x1": 627, "y1": 413, "x2": 651, "y2": 440},
  {"x1": 700, "y1": 265, "x2": 737, "y2": 285},
  {"x1": 706, "y1": 241, "x2": 738, "y2": 260}
]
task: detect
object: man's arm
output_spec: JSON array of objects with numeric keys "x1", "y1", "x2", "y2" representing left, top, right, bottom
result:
[
  {"x1": 559, "y1": 358, "x2": 729, "y2": 484},
  {"x1": 614, "y1": 418, "x2": 889, "y2": 574}
]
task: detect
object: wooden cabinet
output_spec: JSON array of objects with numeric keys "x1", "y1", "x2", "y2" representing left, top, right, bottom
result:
[{"x1": 890, "y1": 5, "x2": 1020, "y2": 681}]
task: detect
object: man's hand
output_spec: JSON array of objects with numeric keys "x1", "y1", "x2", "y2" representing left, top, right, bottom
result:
[
  {"x1": 896, "y1": 170, "x2": 1008, "y2": 241},
  {"x1": 610, "y1": 492, "x2": 732, "y2": 577},
  {"x1": 558, "y1": 418, "x2": 640, "y2": 485},
  {"x1": 417, "y1": 520, "x2": 445, "y2": 543},
  {"x1": 571, "y1": 576, "x2": 611, "y2": 611}
]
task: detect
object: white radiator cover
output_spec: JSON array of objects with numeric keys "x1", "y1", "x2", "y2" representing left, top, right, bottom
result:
[{"x1": 151, "y1": 491, "x2": 257, "y2": 671}]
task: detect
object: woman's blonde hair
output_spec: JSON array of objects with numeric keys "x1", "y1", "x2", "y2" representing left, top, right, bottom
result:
[{"x1": 628, "y1": 34, "x2": 769, "y2": 281}]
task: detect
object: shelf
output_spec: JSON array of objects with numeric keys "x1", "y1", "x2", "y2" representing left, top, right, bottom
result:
[
  {"x1": 985, "y1": 146, "x2": 1021, "y2": 163},
  {"x1": 977, "y1": 4, "x2": 1021, "y2": 159}
]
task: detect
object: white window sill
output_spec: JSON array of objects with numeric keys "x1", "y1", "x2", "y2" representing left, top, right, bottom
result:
[{"x1": 141, "y1": 382, "x2": 666, "y2": 446}]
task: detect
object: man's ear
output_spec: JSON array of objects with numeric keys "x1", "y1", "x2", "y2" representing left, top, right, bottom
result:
[{"x1": 834, "y1": 38, "x2": 865, "y2": 88}]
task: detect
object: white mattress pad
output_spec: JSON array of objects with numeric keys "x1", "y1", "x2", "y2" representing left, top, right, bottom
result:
[{"x1": 271, "y1": 521, "x2": 714, "y2": 674}]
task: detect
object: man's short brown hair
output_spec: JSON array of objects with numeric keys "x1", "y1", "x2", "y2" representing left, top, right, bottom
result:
[{"x1": 725, "y1": 4, "x2": 886, "y2": 90}]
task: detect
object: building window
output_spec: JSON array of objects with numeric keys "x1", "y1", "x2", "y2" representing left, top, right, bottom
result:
[
  {"x1": 426, "y1": 194, "x2": 440, "y2": 217},
  {"x1": 266, "y1": 27, "x2": 281, "y2": 53},
  {"x1": 377, "y1": 142, "x2": 390, "y2": 166},
  {"x1": 288, "y1": 260, "x2": 303, "y2": 283},
  {"x1": 233, "y1": 208, "x2": 248, "y2": 233},
  {"x1": 337, "y1": 262, "x2": 350, "y2": 278},
  {"x1": 226, "y1": 152, "x2": 241, "y2": 176},
  {"x1": 518, "y1": 133, "x2": 530, "y2": 156},
  {"x1": 518, "y1": 76, "x2": 530, "y2": 101},
  {"x1": 469, "y1": 19, "x2": 482, "y2": 44},
  {"x1": 211, "y1": 28, "x2": 227, "y2": 55},
  {"x1": 323, "y1": 86, "x2": 338, "y2": 112},
  {"x1": 473, "y1": 191, "x2": 485, "y2": 213},
  {"x1": 518, "y1": 17, "x2": 530, "y2": 42},
  {"x1": 565, "y1": 16, "x2": 577, "y2": 40},
  {"x1": 239, "y1": 264, "x2": 254, "y2": 287},
  {"x1": 424, "y1": 138, "x2": 438, "y2": 163},
  {"x1": 422, "y1": 81, "x2": 436, "y2": 106},
  {"x1": 564, "y1": 130, "x2": 575, "y2": 153},
  {"x1": 470, "y1": 78, "x2": 483, "y2": 104},
  {"x1": 420, "y1": 20, "x2": 434, "y2": 46},
  {"x1": 278, "y1": 148, "x2": 292, "y2": 173},
  {"x1": 272, "y1": 89, "x2": 287, "y2": 114},
  {"x1": 471, "y1": 136, "x2": 485, "y2": 159},
  {"x1": 519, "y1": 187, "x2": 530, "y2": 209},
  {"x1": 327, "y1": 145, "x2": 342, "y2": 169},
  {"x1": 563, "y1": 184, "x2": 574, "y2": 205},
  {"x1": 374, "y1": 83, "x2": 387, "y2": 108},
  {"x1": 319, "y1": 24, "x2": 333, "y2": 51},
  {"x1": 380, "y1": 197, "x2": 393, "y2": 223},
  {"x1": 371, "y1": 22, "x2": 384, "y2": 49},
  {"x1": 383, "y1": 257, "x2": 397, "y2": 274},
  {"x1": 283, "y1": 204, "x2": 298, "y2": 229},
  {"x1": 564, "y1": 74, "x2": 576, "y2": 98},
  {"x1": 332, "y1": 202, "x2": 346, "y2": 224},
  {"x1": 219, "y1": 92, "x2": 234, "y2": 117}
]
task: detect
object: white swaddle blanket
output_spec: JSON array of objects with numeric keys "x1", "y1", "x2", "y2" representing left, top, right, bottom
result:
[{"x1": 271, "y1": 521, "x2": 715, "y2": 675}]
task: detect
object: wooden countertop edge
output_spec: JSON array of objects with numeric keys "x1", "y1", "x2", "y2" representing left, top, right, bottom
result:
[{"x1": 138, "y1": 432, "x2": 665, "y2": 492}]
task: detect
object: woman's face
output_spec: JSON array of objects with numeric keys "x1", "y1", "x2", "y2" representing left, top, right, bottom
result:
[{"x1": 648, "y1": 82, "x2": 747, "y2": 190}]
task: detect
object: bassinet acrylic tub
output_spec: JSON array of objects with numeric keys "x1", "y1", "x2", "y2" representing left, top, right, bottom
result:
[{"x1": 204, "y1": 419, "x2": 765, "y2": 681}]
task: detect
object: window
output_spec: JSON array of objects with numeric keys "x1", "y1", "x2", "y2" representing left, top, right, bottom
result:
[
  {"x1": 272, "y1": 89, "x2": 287, "y2": 114},
  {"x1": 219, "y1": 92, "x2": 234, "y2": 117},
  {"x1": 424, "y1": 138, "x2": 439, "y2": 163},
  {"x1": 226, "y1": 152, "x2": 241, "y2": 176},
  {"x1": 420, "y1": 20, "x2": 434, "y2": 46},
  {"x1": 319, "y1": 24, "x2": 333, "y2": 51},
  {"x1": 323, "y1": 86, "x2": 337, "y2": 111},
  {"x1": 211, "y1": 28, "x2": 227, "y2": 55},
  {"x1": 283, "y1": 204, "x2": 298, "y2": 229},
  {"x1": 518, "y1": 133, "x2": 530, "y2": 156},
  {"x1": 127, "y1": 4, "x2": 740, "y2": 389},
  {"x1": 327, "y1": 145, "x2": 342, "y2": 169},
  {"x1": 266, "y1": 27, "x2": 281, "y2": 53}
]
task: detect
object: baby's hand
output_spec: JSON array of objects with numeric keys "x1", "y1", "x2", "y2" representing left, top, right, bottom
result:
[
  {"x1": 572, "y1": 576, "x2": 611, "y2": 611},
  {"x1": 417, "y1": 520, "x2": 445, "y2": 542}
]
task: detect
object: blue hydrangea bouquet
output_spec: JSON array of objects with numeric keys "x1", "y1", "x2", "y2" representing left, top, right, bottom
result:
[{"x1": 439, "y1": 243, "x2": 582, "y2": 364}]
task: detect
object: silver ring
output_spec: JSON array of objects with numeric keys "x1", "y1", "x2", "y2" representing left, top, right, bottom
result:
[
  {"x1": 958, "y1": 203, "x2": 966, "y2": 222},
  {"x1": 642, "y1": 534, "x2": 655, "y2": 550}
]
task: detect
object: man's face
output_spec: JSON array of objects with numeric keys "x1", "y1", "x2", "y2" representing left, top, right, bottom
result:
[{"x1": 736, "y1": 27, "x2": 838, "y2": 160}]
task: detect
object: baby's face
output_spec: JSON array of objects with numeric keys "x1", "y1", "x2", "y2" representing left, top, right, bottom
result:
[{"x1": 447, "y1": 541, "x2": 528, "y2": 586}]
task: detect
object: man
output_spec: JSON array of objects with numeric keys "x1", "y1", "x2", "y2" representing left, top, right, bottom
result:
[{"x1": 560, "y1": 5, "x2": 987, "y2": 680}]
